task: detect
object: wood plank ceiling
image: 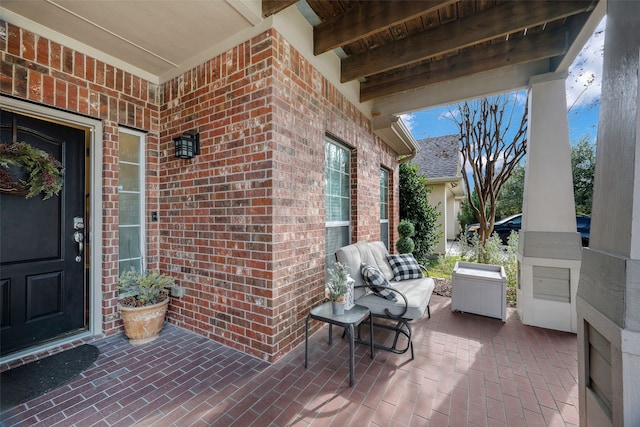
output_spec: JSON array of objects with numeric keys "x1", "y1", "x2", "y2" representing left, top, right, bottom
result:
[{"x1": 263, "y1": 0, "x2": 599, "y2": 103}]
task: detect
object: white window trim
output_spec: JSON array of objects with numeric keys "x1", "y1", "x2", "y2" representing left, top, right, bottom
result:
[
  {"x1": 380, "y1": 168, "x2": 390, "y2": 248},
  {"x1": 118, "y1": 127, "x2": 146, "y2": 272},
  {"x1": 325, "y1": 137, "x2": 352, "y2": 269}
]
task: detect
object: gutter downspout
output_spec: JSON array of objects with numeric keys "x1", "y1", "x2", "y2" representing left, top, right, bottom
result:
[{"x1": 391, "y1": 116, "x2": 420, "y2": 163}]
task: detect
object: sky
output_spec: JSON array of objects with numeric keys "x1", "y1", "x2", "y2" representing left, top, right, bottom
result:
[{"x1": 401, "y1": 17, "x2": 606, "y2": 146}]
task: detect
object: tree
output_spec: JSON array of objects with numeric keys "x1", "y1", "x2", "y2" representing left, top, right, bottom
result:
[
  {"x1": 451, "y1": 94, "x2": 528, "y2": 246},
  {"x1": 458, "y1": 165, "x2": 523, "y2": 235},
  {"x1": 457, "y1": 188, "x2": 482, "y2": 232},
  {"x1": 495, "y1": 164, "x2": 525, "y2": 219},
  {"x1": 571, "y1": 136, "x2": 596, "y2": 215},
  {"x1": 463, "y1": 138, "x2": 594, "y2": 228},
  {"x1": 399, "y1": 162, "x2": 441, "y2": 259}
]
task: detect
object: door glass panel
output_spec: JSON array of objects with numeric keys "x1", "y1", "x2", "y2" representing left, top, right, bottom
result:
[
  {"x1": 118, "y1": 193, "x2": 141, "y2": 225},
  {"x1": 119, "y1": 259, "x2": 142, "y2": 274},
  {"x1": 119, "y1": 164, "x2": 140, "y2": 192},
  {"x1": 119, "y1": 226, "x2": 142, "y2": 260},
  {"x1": 119, "y1": 133, "x2": 140, "y2": 163}
]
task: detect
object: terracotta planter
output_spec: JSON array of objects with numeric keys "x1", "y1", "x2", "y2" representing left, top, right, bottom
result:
[{"x1": 119, "y1": 298, "x2": 169, "y2": 345}]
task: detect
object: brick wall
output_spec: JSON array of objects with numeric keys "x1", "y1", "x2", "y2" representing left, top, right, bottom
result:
[
  {"x1": 160, "y1": 30, "x2": 399, "y2": 361},
  {"x1": 2, "y1": 21, "x2": 400, "y2": 362}
]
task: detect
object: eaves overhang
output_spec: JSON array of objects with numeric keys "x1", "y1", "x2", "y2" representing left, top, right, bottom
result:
[
  {"x1": 426, "y1": 176, "x2": 465, "y2": 196},
  {"x1": 372, "y1": 115, "x2": 420, "y2": 161}
]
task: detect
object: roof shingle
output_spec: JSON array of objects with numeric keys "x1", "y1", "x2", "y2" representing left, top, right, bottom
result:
[{"x1": 414, "y1": 134, "x2": 461, "y2": 180}]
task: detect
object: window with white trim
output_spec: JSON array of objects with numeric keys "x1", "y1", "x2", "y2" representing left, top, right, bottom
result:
[
  {"x1": 380, "y1": 168, "x2": 390, "y2": 249},
  {"x1": 118, "y1": 129, "x2": 145, "y2": 273},
  {"x1": 325, "y1": 137, "x2": 351, "y2": 269}
]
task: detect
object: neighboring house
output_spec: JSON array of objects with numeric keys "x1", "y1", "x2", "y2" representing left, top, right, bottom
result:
[{"x1": 413, "y1": 135, "x2": 465, "y2": 254}]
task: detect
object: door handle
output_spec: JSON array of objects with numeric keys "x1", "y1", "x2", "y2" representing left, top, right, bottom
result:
[{"x1": 73, "y1": 231, "x2": 84, "y2": 262}]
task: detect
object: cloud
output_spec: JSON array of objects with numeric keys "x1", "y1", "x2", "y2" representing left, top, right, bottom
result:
[
  {"x1": 438, "y1": 108, "x2": 459, "y2": 122},
  {"x1": 400, "y1": 113, "x2": 415, "y2": 132},
  {"x1": 566, "y1": 17, "x2": 606, "y2": 111},
  {"x1": 513, "y1": 90, "x2": 528, "y2": 106},
  {"x1": 462, "y1": 149, "x2": 511, "y2": 175}
]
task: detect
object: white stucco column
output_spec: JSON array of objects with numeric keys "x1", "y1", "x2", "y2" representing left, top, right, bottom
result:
[
  {"x1": 577, "y1": 1, "x2": 640, "y2": 425},
  {"x1": 517, "y1": 73, "x2": 582, "y2": 333}
]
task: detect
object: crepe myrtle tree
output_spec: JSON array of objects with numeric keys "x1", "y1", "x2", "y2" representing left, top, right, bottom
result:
[
  {"x1": 460, "y1": 138, "x2": 595, "y2": 230},
  {"x1": 451, "y1": 94, "x2": 528, "y2": 247}
]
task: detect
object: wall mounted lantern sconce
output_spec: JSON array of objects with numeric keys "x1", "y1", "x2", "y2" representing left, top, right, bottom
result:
[{"x1": 174, "y1": 132, "x2": 200, "y2": 159}]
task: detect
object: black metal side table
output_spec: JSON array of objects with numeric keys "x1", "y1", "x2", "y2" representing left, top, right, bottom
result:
[{"x1": 304, "y1": 302, "x2": 373, "y2": 387}]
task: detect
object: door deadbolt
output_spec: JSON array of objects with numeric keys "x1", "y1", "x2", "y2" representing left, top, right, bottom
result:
[{"x1": 73, "y1": 216, "x2": 84, "y2": 230}]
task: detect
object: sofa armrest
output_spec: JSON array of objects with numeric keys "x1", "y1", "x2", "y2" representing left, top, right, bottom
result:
[{"x1": 418, "y1": 263, "x2": 430, "y2": 277}]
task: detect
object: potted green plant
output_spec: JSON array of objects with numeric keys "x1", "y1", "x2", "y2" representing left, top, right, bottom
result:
[
  {"x1": 118, "y1": 269, "x2": 176, "y2": 344},
  {"x1": 326, "y1": 262, "x2": 351, "y2": 315}
]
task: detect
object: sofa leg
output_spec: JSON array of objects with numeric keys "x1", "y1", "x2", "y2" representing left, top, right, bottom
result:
[{"x1": 427, "y1": 305, "x2": 431, "y2": 319}]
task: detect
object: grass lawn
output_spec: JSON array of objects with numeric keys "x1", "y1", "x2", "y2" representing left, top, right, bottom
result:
[{"x1": 425, "y1": 256, "x2": 461, "y2": 279}]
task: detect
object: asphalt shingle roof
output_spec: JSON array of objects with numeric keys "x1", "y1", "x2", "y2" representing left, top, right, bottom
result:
[{"x1": 414, "y1": 134, "x2": 461, "y2": 180}]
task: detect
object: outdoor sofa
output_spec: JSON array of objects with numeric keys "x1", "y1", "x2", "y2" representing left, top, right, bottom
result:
[{"x1": 335, "y1": 241, "x2": 435, "y2": 359}]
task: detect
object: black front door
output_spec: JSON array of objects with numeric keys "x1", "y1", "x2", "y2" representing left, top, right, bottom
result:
[{"x1": 1, "y1": 109, "x2": 88, "y2": 356}]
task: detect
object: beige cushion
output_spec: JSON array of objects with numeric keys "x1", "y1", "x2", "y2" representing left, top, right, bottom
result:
[
  {"x1": 357, "y1": 277, "x2": 434, "y2": 319},
  {"x1": 368, "y1": 241, "x2": 395, "y2": 282},
  {"x1": 336, "y1": 243, "x2": 368, "y2": 299}
]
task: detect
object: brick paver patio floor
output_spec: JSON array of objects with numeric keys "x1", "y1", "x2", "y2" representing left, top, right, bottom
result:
[{"x1": 0, "y1": 295, "x2": 579, "y2": 426}]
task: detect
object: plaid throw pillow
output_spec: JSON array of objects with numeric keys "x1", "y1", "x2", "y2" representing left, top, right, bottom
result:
[
  {"x1": 386, "y1": 254, "x2": 423, "y2": 281},
  {"x1": 361, "y1": 263, "x2": 397, "y2": 301}
]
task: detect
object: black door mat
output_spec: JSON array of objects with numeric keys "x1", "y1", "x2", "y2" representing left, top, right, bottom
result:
[{"x1": 1, "y1": 344, "x2": 99, "y2": 411}]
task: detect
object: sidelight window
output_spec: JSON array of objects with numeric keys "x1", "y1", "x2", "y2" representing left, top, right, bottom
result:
[
  {"x1": 380, "y1": 168, "x2": 390, "y2": 249},
  {"x1": 118, "y1": 129, "x2": 145, "y2": 273}
]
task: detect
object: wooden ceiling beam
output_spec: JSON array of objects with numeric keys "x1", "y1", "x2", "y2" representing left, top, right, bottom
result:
[
  {"x1": 313, "y1": 0, "x2": 457, "y2": 56},
  {"x1": 360, "y1": 28, "x2": 570, "y2": 102},
  {"x1": 262, "y1": 0, "x2": 298, "y2": 17},
  {"x1": 342, "y1": 1, "x2": 593, "y2": 82}
]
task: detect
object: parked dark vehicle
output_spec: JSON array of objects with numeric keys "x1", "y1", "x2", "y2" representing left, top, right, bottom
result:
[
  {"x1": 467, "y1": 213, "x2": 590, "y2": 246},
  {"x1": 576, "y1": 215, "x2": 591, "y2": 246}
]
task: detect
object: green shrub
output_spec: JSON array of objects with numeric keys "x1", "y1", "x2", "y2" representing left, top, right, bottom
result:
[
  {"x1": 397, "y1": 220, "x2": 415, "y2": 238},
  {"x1": 399, "y1": 163, "x2": 441, "y2": 258},
  {"x1": 396, "y1": 237, "x2": 415, "y2": 254},
  {"x1": 503, "y1": 232, "x2": 519, "y2": 289},
  {"x1": 396, "y1": 220, "x2": 416, "y2": 253}
]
